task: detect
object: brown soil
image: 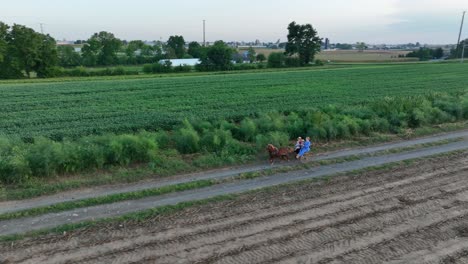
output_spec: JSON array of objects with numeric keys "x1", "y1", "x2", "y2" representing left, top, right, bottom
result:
[{"x1": 2, "y1": 152, "x2": 468, "y2": 264}]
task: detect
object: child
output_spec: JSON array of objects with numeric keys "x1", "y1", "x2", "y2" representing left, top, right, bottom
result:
[
  {"x1": 296, "y1": 137, "x2": 311, "y2": 159},
  {"x1": 294, "y1": 137, "x2": 304, "y2": 155}
]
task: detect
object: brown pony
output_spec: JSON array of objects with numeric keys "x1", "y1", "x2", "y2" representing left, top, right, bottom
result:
[{"x1": 267, "y1": 144, "x2": 293, "y2": 164}]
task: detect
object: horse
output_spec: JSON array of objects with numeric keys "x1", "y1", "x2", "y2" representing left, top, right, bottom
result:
[{"x1": 267, "y1": 144, "x2": 293, "y2": 164}]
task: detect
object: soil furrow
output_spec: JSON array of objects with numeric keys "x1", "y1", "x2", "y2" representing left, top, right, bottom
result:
[
  {"x1": 68, "y1": 174, "x2": 468, "y2": 264},
  {"x1": 2, "y1": 152, "x2": 468, "y2": 264},
  {"x1": 10, "y1": 165, "x2": 467, "y2": 263}
]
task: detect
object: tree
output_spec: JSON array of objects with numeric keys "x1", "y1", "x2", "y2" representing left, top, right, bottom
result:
[
  {"x1": 335, "y1": 43, "x2": 352, "y2": 50},
  {"x1": 196, "y1": 40, "x2": 233, "y2": 71},
  {"x1": 285, "y1": 22, "x2": 321, "y2": 65},
  {"x1": 256, "y1": 53, "x2": 266, "y2": 62},
  {"x1": 166, "y1": 35, "x2": 185, "y2": 58},
  {"x1": 247, "y1": 46, "x2": 256, "y2": 63},
  {"x1": 125, "y1": 40, "x2": 145, "y2": 64},
  {"x1": 0, "y1": 21, "x2": 58, "y2": 79},
  {"x1": 187, "y1": 41, "x2": 205, "y2": 58},
  {"x1": 433, "y1": 47, "x2": 444, "y2": 59},
  {"x1": 406, "y1": 47, "x2": 432, "y2": 61},
  {"x1": 0, "y1": 22, "x2": 7, "y2": 65},
  {"x1": 0, "y1": 22, "x2": 15, "y2": 78},
  {"x1": 34, "y1": 34, "x2": 58, "y2": 77},
  {"x1": 82, "y1": 31, "x2": 122, "y2": 66},
  {"x1": 356, "y1": 42, "x2": 367, "y2": 52},
  {"x1": 57, "y1": 45, "x2": 81, "y2": 67},
  {"x1": 7, "y1": 24, "x2": 44, "y2": 77}
]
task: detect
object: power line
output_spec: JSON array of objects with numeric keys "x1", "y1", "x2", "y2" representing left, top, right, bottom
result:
[{"x1": 39, "y1": 23, "x2": 44, "y2": 34}]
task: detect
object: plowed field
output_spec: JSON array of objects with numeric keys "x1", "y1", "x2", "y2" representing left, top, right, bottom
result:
[{"x1": 2, "y1": 152, "x2": 468, "y2": 264}]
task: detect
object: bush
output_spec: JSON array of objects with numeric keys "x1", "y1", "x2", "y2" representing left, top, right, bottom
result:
[
  {"x1": 267, "y1": 52, "x2": 285, "y2": 68},
  {"x1": 232, "y1": 63, "x2": 257, "y2": 71},
  {"x1": 173, "y1": 65, "x2": 192, "y2": 72},
  {"x1": 315, "y1": 59, "x2": 325, "y2": 66},
  {"x1": 284, "y1": 57, "x2": 301, "y2": 67},
  {"x1": 200, "y1": 128, "x2": 232, "y2": 152},
  {"x1": 174, "y1": 120, "x2": 200, "y2": 154},
  {"x1": 239, "y1": 118, "x2": 257, "y2": 142},
  {"x1": 143, "y1": 64, "x2": 153, "y2": 74},
  {"x1": 255, "y1": 131, "x2": 290, "y2": 150}
]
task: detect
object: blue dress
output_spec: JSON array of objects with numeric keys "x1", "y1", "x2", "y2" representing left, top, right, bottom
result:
[{"x1": 298, "y1": 141, "x2": 311, "y2": 157}]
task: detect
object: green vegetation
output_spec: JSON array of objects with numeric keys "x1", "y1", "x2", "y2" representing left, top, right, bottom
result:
[
  {"x1": 406, "y1": 47, "x2": 444, "y2": 61},
  {"x1": 1, "y1": 63, "x2": 467, "y2": 139},
  {"x1": 0, "y1": 22, "x2": 58, "y2": 79},
  {"x1": 0, "y1": 86, "x2": 467, "y2": 184},
  {"x1": 285, "y1": 22, "x2": 322, "y2": 65}
]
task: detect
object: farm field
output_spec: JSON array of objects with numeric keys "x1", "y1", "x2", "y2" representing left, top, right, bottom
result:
[
  {"x1": 2, "y1": 151, "x2": 468, "y2": 263},
  {"x1": 316, "y1": 49, "x2": 417, "y2": 62},
  {"x1": 1, "y1": 63, "x2": 467, "y2": 139}
]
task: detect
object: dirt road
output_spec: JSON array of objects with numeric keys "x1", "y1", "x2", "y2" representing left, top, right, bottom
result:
[
  {"x1": 2, "y1": 130, "x2": 468, "y2": 215},
  {"x1": 1, "y1": 139, "x2": 468, "y2": 237},
  {"x1": 2, "y1": 152, "x2": 468, "y2": 264}
]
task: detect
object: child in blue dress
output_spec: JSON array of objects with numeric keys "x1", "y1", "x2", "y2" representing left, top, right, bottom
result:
[{"x1": 296, "y1": 137, "x2": 311, "y2": 159}]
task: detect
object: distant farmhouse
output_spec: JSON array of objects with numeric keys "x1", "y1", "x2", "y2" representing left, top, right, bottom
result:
[{"x1": 159, "y1": 58, "x2": 201, "y2": 67}]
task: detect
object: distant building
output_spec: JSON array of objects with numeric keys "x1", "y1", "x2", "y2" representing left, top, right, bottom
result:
[
  {"x1": 324, "y1": 38, "x2": 330, "y2": 50},
  {"x1": 159, "y1": 58, "x2": 201, "y2": 67}
]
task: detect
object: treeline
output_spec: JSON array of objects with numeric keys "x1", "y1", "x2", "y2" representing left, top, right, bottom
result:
[
  {"x1": 406, "y1": 47, "x2": 444, "y2": 61},
  {"x1": 0, "y1": 21, "x2": 323, "y2": 79},
  {"x1": 1, "y1": 92, "x2": 467, "y2": 184},
  {"x1": 0, "y1": 22, "x2": 58, "y2": 79}
]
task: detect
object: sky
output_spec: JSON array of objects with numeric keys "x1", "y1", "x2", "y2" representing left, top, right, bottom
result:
[{"x1": 1, "y1": 0, "x2": 467, "y2": 44}]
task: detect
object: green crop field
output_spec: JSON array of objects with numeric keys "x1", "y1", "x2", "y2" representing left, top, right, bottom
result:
[{"x1": 1, "y1": 63, "x2": 467, "y2": 139}]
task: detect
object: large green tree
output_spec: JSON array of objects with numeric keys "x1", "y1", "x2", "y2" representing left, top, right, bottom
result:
[
  {"x1": 196, "y1": 40, "x2": 233, "y2": 71},
  {"x1": 285, "y1": 22, "x2": 321, "y2": 65},
  {"x1": 8, "y1": 24, "x2": 43, "y2": 77},
  {"x1": 82, "y1": 31, "x2": 122, "y2": 66},
  {"x1": 34, "y1": 34, "x2": 58, "y2": 77},
  {"x1": 187, "y1": 41, "x2": 205, "y2": 58},
  {"x1": 356, "y1": 42, "x2": 367, "y2": 52},
  {"x1": 57, "y1": 45, "x2": 82, "y2": 67},
  {"x1": 166, "y1": 35, "x2": 186, "y2": 58},
  {"x1": 0, "y1": 22, "x2": 58, "y2": 78},
  {"x1": 0, "y1": 22, "x2": 7, "y2": 65}
]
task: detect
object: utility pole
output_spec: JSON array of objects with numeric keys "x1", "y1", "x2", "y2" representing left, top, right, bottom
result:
[
  {"x1": 39, "y1": 23, "x2": 44, "y2": 34},
  {"x1": 462, "y1": 42, "x2": 467, "y2": 63},
  {"x1": 456, "y1": 11, "x2": 466, "y2": 59},
  {"x1": 203, "y1": 20, "x2": 206, "y2": 47}
]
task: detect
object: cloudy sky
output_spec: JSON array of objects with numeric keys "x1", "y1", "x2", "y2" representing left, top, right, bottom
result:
[{"x1": 1, "y1": 0, "x2": 467, "y2": 44}]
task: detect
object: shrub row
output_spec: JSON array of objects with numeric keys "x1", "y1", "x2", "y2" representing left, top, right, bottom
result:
[
  {"x1": 142, "y1": 62, "x2": 192, "y2": 74},
  {"x1": 0, "y1": 133, "x2": 159, "y2": 184},
  {"x1": 43, "y1": 66, "x2": 141, "y2": 77}
]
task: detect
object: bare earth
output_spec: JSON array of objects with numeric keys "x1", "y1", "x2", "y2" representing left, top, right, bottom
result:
[{"x1": 2, "y1": 152, "x2": 468, "y2": 264}]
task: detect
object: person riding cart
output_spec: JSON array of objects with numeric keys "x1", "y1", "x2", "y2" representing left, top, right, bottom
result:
[{"x1": 296, "y1": 137, "x2": 311, "y2": 160}]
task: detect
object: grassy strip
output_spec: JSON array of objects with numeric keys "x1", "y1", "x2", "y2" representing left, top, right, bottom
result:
[
  {"x1": 0, "y1": 137, "x2": 462, "y2": 222},
  {"x1": 1, "y1": 149, "x2": 464, "y2": 243},
  {"x1": 0, "y1": 194, "x2": 237, "y2": 243},
  {"x1": 0, "y1": 179, "x2": 215, "y2": 221}
]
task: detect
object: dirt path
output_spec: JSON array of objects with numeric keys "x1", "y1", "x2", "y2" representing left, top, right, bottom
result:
[
  {"x1": 1, "y1": 138, "x2": 468, "y2": 238},
  {"x1": 2, "y1": 130, "x2": 468, "y2": 215},
  {"x1": 2, "y1": 152, "x2": 468, "y2": 264}
]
